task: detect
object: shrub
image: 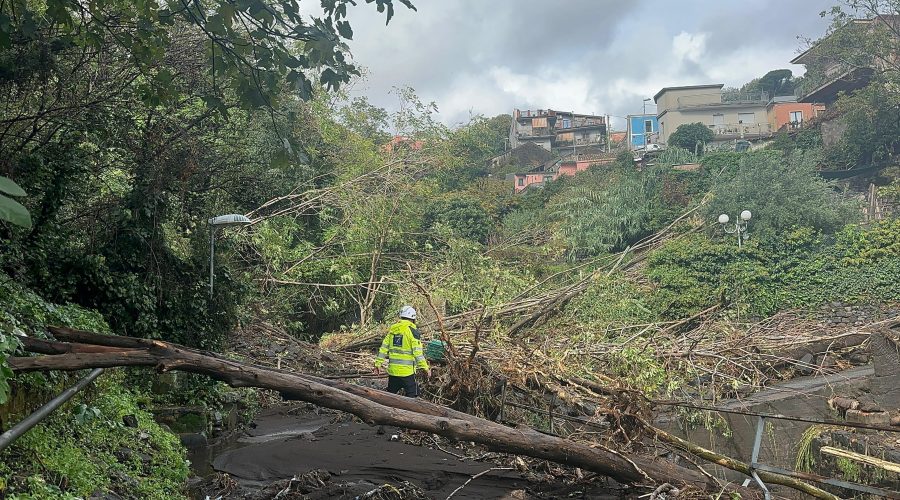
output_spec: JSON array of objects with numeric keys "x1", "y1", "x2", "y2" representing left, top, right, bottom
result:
[
  {"x1": 423, "y1": 196, "x2": 493, "y2": 243},
  {"x1": 668, "y1": 123, "x2": 715, "y2": 152},
  {"x1": 705, "y1": 150, "x2": 858, "y2": 243}
]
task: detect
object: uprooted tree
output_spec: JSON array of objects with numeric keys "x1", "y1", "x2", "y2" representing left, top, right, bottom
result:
[{"x1": 8, "y1": 326, "x2": 847, "y2": 499}]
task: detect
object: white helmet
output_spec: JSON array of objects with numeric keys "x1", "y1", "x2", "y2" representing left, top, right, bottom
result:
[{"x1": 399, "y1": 305, "x2": 417, "y2": 320}]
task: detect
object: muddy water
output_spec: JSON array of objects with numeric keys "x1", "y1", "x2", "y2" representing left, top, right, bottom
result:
[
  {"x1": 189, "y1": 367, "x2": 876, "y2": 498},
  {"x1": 191, "y1": 406, "x2": 534, "y2": 499}
]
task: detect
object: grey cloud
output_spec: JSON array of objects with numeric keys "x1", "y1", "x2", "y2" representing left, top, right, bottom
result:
[{"x1": 336, "y1": 0, "x2": 834, "y2": 126}]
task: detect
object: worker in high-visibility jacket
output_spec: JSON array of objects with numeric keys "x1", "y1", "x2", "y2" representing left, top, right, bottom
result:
[{"x1": 373, "y1": 305, "x2": 431, "y2": 397}]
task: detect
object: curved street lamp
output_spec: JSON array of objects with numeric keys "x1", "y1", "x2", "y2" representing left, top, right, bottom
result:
[
  {"x1": 718, "y1": 210, "x2": 752, "y2": 247},
  {"x1": 209, "y1": 214, "x2": 251, "y2": 298}
]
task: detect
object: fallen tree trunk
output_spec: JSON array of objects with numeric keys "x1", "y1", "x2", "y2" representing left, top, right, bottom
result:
[{"x1": 10, "y1": 328, "x2": 747, "y2": 495}]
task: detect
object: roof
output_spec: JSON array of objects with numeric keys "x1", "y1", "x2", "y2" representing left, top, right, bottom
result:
[
  {"x1": 653, "y1": 84, "x2": 723, "y2": 103},
  {"x1": 766, "y1": 95, "x2": 799, "y2": 107},
  {"x1": 791, "y1": 18, "x2": 874, "y2": 64}
]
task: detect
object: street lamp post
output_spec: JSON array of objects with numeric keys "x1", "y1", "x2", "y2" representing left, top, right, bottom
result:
[
  {"x1": 642, "y1": 98, "x2": 653, "y2": 149},
  {"x1": 718, "y1": 210, "x2": 752, "y2": 247},
  {"x1": 208, "y1": 214, "x2": 251, "y2": 298}
]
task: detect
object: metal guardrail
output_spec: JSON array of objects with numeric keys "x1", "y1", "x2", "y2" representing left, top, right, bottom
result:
[
  {"x1": 743, "y1": 415, "x2": 900, "y2": 499},
  {"x1": 0, "y1": 368, "x2": 105, "y2": 454}
]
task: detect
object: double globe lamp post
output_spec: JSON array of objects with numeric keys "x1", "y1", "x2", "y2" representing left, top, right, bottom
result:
[{"x1": 718, "y1": 210, "x2": 752, "y2": 247}]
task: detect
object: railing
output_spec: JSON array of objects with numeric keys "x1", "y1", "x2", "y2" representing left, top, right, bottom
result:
[
  {"x1": 517, "y1": 109, "x2": 554, "y2": 118},
  {"x1": 677, "y1": 92, "x2": 769, "y2": 109},
  {"x1": 555, "y1": 137, "x2": 604, "y2": 146},
  {"x1": 708, "y1": 122, "x2": 773, "y2": 138}
]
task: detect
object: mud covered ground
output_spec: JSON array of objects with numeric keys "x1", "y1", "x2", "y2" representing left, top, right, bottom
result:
[{"x1": 190, "y1": 405, "x2": 628, "y2": 499}]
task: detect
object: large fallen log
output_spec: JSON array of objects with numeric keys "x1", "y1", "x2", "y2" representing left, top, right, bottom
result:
[{"x1": 10, "y1": 328, "x2": 747, "y2": 496}]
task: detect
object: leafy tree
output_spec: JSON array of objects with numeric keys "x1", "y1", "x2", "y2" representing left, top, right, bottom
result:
[
  {"x1": 0, "y1": 0, "x2": 418, "y2": 348},
  {"x1": 423, "y1": 197, "x2": 492, "y2": 244},
  {"x1": 705, "y1": 150, "x2": 858, "y2": 243},
  {"x1": 338, "y1": 96, "x2": 392, "y2": 145},
  {"x1": 0, "y1": 176, "x2": 30, "y2": 228},
  {"x1": 0, "y1": 0, "x2": 415, "y2": 112},
  {"x1": 667, "y1": 123, "x2": 714, "y2": 152},
  {"x1": 741, "y1": 69, "x2": 797, "y2": 97}
]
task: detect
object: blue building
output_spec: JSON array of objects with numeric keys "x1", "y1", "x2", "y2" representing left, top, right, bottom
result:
[{"x1": 627, "y1": 114, "x2": 659, "y2": 150}]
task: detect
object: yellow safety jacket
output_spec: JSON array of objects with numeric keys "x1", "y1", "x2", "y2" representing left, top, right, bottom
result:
[{"x1": 374, "y1": 319, "x2": 429, "y2": 377}]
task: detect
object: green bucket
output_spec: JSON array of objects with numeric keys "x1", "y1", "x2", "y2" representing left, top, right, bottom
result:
[{"x1": 424, "y1": 339, "x2": 447, "y2": 361}]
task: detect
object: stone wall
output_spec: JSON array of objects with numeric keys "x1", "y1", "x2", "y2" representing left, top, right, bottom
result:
[
  {"x1": 818, "y1": 301, "x2": 899, "y2": 327},
  {"x1": 820, "y1": 115, "x2": 848, "y2": 147}
]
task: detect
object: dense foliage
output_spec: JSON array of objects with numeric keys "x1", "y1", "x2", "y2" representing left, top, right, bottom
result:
[
  {"x1": 667, "y1": 122, "x2": 715, "y2": 152},
  {"x1": 0, "y1": 275, "x2": 189, "y2": 499},
  {"x1": 705, "y1": 150, "x2": 858, "y2": 241}
]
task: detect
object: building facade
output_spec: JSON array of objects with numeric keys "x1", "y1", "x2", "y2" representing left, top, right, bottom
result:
[
  {"x1": 765, "y1": 96, "x2": 825, "y2": 131},
  {"x1": 626, "y1": 114, "x2": 659, "y2": 149},
  {"x1": 511, "y1": 154, "x2": 616, "y2": 193},
  {"x1": 654, "y1": 84, "x2": 773, "y2": 144},
  {"x1": 791, "y1": 16, "x2": 899, "y2": 105},
  {"x1": 509, "y1": 109, "x2": 608, "y2": 153}
]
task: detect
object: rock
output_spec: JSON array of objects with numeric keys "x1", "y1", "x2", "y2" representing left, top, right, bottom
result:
[
  {"x1": 500, "y1": 490, "x2": 529, "y2": 500},
  {"x1": 151, "y1": 372, "x2": 178, "y2": 395},
  {"x1": 179, "y1": 432, "x2": 208, "y2": 448},
  {"x1": 849, "y1": 352, "x2": 870, "y2": 364},
  {"x1": 815, "y1": 354, "x2": 836, "y2": 371},
  {"x1": 891, "y1": 415, "x2": 900, "y2": 427},
  {"x1": 113, "y1": 447, "x2": 134, "y2": 463},
  {"x1": 845, "y1": 409, "x2": 891, "y2": 426},
  {"x1": 798, "y1": 353, "x2": 815, "y2": 375},
  {"x1": 122, "y1": 414, "x2": 139, "y2": 428},
  {"x1": 152, "y1": 406, "x2": 207, "y2": 433}
]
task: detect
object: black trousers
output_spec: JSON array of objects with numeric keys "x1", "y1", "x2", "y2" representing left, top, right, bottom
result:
[{"x1": 386, "y1": 374, "x2": 419, "y2": 397}]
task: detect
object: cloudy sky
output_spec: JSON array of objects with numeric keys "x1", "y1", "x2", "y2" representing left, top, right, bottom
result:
[{"x1": 333, "y1": 0, "x2": 836, "y2": 130}]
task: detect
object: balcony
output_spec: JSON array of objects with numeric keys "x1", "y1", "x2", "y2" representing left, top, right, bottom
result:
[{"x1": 708, "y1": 122, "x2": 773, "y2": 139}]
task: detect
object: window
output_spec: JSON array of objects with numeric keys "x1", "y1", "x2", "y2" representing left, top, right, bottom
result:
[
  {"x1": 713, "y1": 114, "x2": 725, "y2": 126},
  {"x1": 789, "y1": 110, "x2": 803, "y2": 123},
  {"x1": 738, "y1": 112, "x2": 756, "y2": 124},
  {"x1": 644, "y1": 120, "x2": 653, "y2": 133},
  {"x1": 561, "y1": 118, "x2": 571, "y2": 128},
  {"x1": 543, "y1": 175, "x2": 553, "y2": 182},
  {"x1": 517, "y1": 178, "x2": 524, "y2": 187}
]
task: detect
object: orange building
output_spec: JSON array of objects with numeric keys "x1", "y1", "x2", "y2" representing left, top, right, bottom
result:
[{"x1": 766, "y1": 97, "x2": 825, "y2": 132}]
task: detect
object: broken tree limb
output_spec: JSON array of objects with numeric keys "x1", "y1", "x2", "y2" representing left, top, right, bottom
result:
[
  {"x1": 11, "y1": 329, "x2": 749, "y2": 495},
  {"x1": 820, "y1": 446, "x2": 900, "y2": 474}
]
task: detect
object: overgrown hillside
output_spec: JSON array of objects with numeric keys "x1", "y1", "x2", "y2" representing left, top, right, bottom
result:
[{"x1": 0, "y1": 275, "x2": 189, "y2": 499}]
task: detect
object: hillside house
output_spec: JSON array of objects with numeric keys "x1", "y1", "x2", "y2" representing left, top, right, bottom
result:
[
  {"x1": 381, "y1": 135, "x2": 424, "y2": 154},
  {"x1": 654, "y1": 84, "x2": 773, "y2": 144},
  {"x1": 509, "y1": 109, "x2": 608, "y2": 153},
  {"x1": 792, "y1": 16, "x2": 900, "y2": 106},
  {"x1": 488, "y1": 141, "x2": 552, "y2": 170},
  {"x1": 510, "y1": 153, "x2": 617, "y2": 193},
  {"x1": 765, "y1": 96, "x2": 825, "y2": 132},
  {"x1": 626, "y1": 114, "x2": 659, "y2": 149}
]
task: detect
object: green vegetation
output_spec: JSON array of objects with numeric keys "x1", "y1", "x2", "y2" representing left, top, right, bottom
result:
[
  {"x1": 0, "y1": 275, "x2": 188, "y2": 499},
  {"x1": 667, "y1": 122, "x2": 715, "y2": 153},
  {"x1": 0, "y1": 0, "x2": 898, "y2": 494}
]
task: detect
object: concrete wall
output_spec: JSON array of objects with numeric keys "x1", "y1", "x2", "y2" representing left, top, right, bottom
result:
[
  {"x1": 767, "y1": 102, "x2": 826, "y2": 131},
  {"x1": 820, "y1": 115, "x2": 848, "y2": 147},
  {"x1": 659, "y1": 105, "x2": 770, "y2": 143},
  {"x1": 655, "y1": 87, "x2": 721, "y2": 111}
]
